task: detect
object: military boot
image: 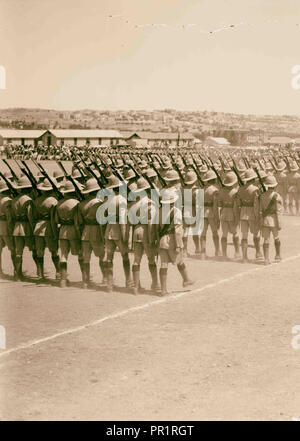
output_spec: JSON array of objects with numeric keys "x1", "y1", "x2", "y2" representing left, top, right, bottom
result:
[
  {"x1": 59, "y1": 262, "x2": 67, "y2": 288},
  {"x1": 177, "y1": 262, "x2": 195, "y2": 287},
  {"x1": 149, "y1": 263, "x2": 160, "y2": 292},
  {"x1": 274, "y1": 238, "x2": 281, "y2": 262},
  {"x1": 159, "y1": 268, "x2": 169, "y2": 296},
  {"x1": 233, "y1": 236, "x2": 241, "y2": 259}
]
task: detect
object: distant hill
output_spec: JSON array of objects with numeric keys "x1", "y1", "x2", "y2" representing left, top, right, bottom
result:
[{"x1": 1, "y1": 108, "x2": 300, "y2": 139}]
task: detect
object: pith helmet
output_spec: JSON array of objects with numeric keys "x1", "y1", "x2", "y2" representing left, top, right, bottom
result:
[
  {"x1": 164, "y1": 169, "x2": 180, "y2": 182},
  {"x1": 160, "y1": 188, "x2": 180, "y2": 204},
  {"x1": 134, "y1": 177, "x2": 150, "y2": 193},
  {"x1": 106, "y1": 175, "x2": 122, "y2": 189},
  {"x1": 82, "y1": 178, "x2": 100, "y2": 194},
  {"x1": 243, "y1": 168, "x2": 257, "y2": 182},
  {"x1": 15, "y1": 176, "x2": 32, "y2": 189},
  {"x1": 223, "y1": 171, "x2": 238, "y2": 187},
  {"x1": 202, "y1": 169, "x2": 217, "y2": 182},
  {"x1": 184, "y1": 170, "x2": 197, "y2": 186},
  {"x1": 264, "y1": 175, "x2": 278, "y2": 188},
  {"x1": 61, "y1": 180, "x2": 77, "y2": 194},
  {"x1": 0, "y1": 181, "x2": 8, "y2": 193},
  {"x1": 145, "y1": 168, "x2": 157, "y2": 179},
  {"x1": 37, "y1": 178, "x2": 55, "y2": 191}
]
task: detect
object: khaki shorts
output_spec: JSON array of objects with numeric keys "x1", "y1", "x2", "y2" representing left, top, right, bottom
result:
[
  {"x1": 82, "y1": 240, "x2": 105, "y2": 262},
  {"x1": 159, "y1": 248, "x2": 183, "y2": 265},
  {"x1": 35, "y1": 236, "x2": 58, "y2": 256},
  {"x1": 0, "y1": 235, "x2": 14, "y2": 251},
  {"x1": 14, "y1": 236, "x2": 34, "y2": 254},
  {"x1": 221, "y1": 220, "x2": 238, "y2": 236},
  {"x1": 133, "y1": 242, "x2": 157, "y2": 263},
  {"x1": 105, "y1": 239, "x2": 128, "y2": 259},
  {"x1": 261, "y1": 226, "x2": 279, "y2": 240},
  {"x1": 240, "y1": 219, "x2": 260, "y2": 236},
  {"x1": 59, "y1": 239, "x2": 81, "y2": 256}
]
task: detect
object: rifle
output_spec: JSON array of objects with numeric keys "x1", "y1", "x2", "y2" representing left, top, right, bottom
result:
[
  {"x1": 149, "y1": 162, "x2": 167, "y2": 188},
  {"x1": 2, "y1": 159, "x2": 18, "y2": 181},
  {"x1": 231, "y1": 166, "x2": 244, "y2": 186},
  {"x1": 218, "y1": 156, "x2": 227, "y2": 173},
  {"x1": 89, "y1": 154, "x2": 109, "y2": 184},
  {"x1": 0, "y1": 171, "x2": 18, "y2": 197},
  {"x1": 254, "y1": 167, "x2": 266, "y2": 192},
  {"x1": 58, "y1": 161, "x2": 84, "y2": 201},
  {"x1": 191, "y1": 164, "x2": 204, "y2": 188},
  {"x1": 211, "y1": 165, "x2": 224, "y2": 188},
  {"x1": 20, "y1": 160, "x2": 42, "y2": 196},
  {"x1": 84, "y1": 165, "x2": 105, "y2": 189},
  {"x1": 128, "y1": 163, "x2": 140, "y2": 180},
  {"x1": 170, "y1": 154, "x2": 185, "y2": 186},
  {"x1": 33, "y1": 160, "x2": 64, "y2": 199}
]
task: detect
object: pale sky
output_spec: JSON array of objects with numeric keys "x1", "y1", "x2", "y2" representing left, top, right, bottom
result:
[{"x1": 1, "y1": 0, "x2": 300, "y2": 114}]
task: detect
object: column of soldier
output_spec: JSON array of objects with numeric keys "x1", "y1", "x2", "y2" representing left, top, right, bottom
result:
[{"x1": 0, "y1": 146, "x2": 299, "y2": 296}]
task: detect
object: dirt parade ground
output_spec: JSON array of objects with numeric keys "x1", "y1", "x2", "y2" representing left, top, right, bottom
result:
[{"x1": 0, "y1": 214, "x2": 300, "y2": 421}]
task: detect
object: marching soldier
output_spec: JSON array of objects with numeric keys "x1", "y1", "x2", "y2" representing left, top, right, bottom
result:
[
  {"x1": 102, "y1": 175, "x2": 133, "y2": 292},
  {"x1": 33, "y1": 178, "x2": 60, "y2": 280},
  {"x1": 0, "y1": 181, "x2": 16, "y2": 277},
  {"x1": 236, "y1": 168, "x2": 262, "y2": 262},
  {"x1": 182, "y1": 170, "x2": 201, "y2": 256},
  {"x1": 200, "y1": 169, "x2": 220, "y2": 259},
  {"x1": 11, "y1": 176, "x2": 38, "y2": 280},
  {"x1": 52, "y1": 180, "x2": 83, "y2": 288},
  {"x1": 129, "y1": 177, "x2": 160, "y2": 295},
  {"x1": 287, "y1": 161, "x2": 300, "y2": 215},
  {"x1": 258, "y1": 175, "x2": 283, "y2": 264},
  {"x1": 218, "y1": 171, "x2": 240, "y2": 260},
  {"x1": 75, "y1": 178, "x2": 106, "y2": 289},
  {"x1": 158, "y1": 187, "x2": 194, "y2": 296}
]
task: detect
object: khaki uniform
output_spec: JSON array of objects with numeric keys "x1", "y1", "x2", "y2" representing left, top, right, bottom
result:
[
  {"x1": 33, "y1": 194, "x2": 58, "y2": 256},
  {"x1": 53, "y1": 196, "x2": 81, "y2": 259}
]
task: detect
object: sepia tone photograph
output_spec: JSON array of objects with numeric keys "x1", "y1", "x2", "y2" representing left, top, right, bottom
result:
[{"x1": 0, "y1": 0, "x2": 300, "y2": 423}]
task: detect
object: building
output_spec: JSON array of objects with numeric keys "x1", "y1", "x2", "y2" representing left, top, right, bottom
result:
[
  {"x1": 264, "y1": 136, "x2": 294, "y2": 147},
  {"x1": 49, "y1": 129, "x2": 124, "y2": 147},
  {"x1": 123, "y1": 131, "x2": 195, "y2": 147},
  {"x1": 0, "y1": 129, "x2": 52, "y2": 147},
  {"x1": 204, "y1": 136, "x2": 230, "y2": 148}
]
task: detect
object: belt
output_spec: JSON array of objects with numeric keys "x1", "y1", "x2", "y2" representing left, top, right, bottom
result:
[
  {"x1": 15, "y1": 216, "x2": 27, "y2": 221},
  {"x1": 221, "y1": 203, "x2": 234, "y2": 208},
  {"x1": 60, "y1": 220, "x2": 74, "y2": 225},
  {"x1": 0, "y1": 215, "x2": 7, "y2": 220},
  {"x1": 204, "y1": 202, "x2": 213, "y2": 207},
  {"x1": 84, "y1": 220, "x2": 99, "y2": 226},
  {"x1": 241, "y1": 201, "x2": 254, "y2": 207}
]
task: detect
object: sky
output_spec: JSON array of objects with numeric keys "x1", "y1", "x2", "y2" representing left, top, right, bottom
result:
[{"x1": 1, "y1": 0, "x2": 300, "y2": 114}]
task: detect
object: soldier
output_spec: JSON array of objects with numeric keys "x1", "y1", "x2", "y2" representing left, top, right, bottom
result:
[
  {"x1": 0, "y1": 181, "x2": 16, "y2": 277},
  {"x1": 11, "y1": 176, "x2": 38, "y2": 280},
  {"x1": 236, "y1": 168, "x2": 262, "y2": 262},
  {"x1": 200, "y1": 169, "x2": 220, "y2": 259},
  {"x1": 33, "y1": 178, "x2": 60, "y2": 280},
  {"x1": 75, "y1": 178, "x2": 105, "y2": 289},
  {"x1": 287, "y1": 161, "x2": 300, "y2": 215},
  {"x1": 52, "y1": 180, "x2": 83, "y2": 288},
  {"x1": 218, "y1": 171, "x2": 240, "y2": 260},
  {"x1": 158, "y1": 187, "x2": 194, "y2": 296},
  {"x1": 129, "y1": 177, "x2": 160, "y2": 295},
  {"x1": 182, "y1": 170, "x2": 201, "y2": 256},
  {"x1": 258, "y1": 175, "x2": 283, "y2": 265},
  {"x1": 101, "y1": 175, "x2": 133, "y2": 292}
]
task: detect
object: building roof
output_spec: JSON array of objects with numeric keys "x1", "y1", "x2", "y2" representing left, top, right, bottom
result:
[
  {"x1": 206, "y1": 137, "x2": 230, "y2": 145},
  {"x1": 49, "y1": 129, "x2": 123, "y2": 139},
  {"x1": 267, "y1": 136, "x2": 293, "y2": 144},
  {"x1": 0, "y1": 129, "x2": 48, "y2": 139},
  {"x1": 124, "y1": 131, "x2": 195, "y2": 141}
]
